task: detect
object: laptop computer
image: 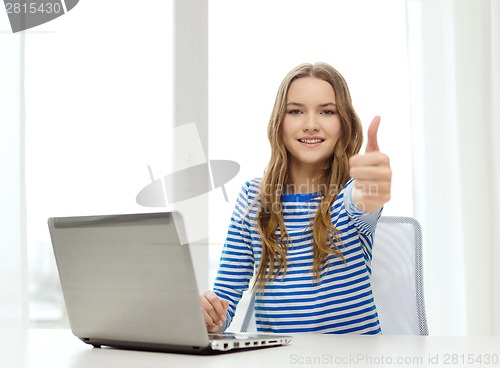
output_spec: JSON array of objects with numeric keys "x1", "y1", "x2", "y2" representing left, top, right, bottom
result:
[{"x1": 47, "y1": 211, "x2": 292, "y2": 354}]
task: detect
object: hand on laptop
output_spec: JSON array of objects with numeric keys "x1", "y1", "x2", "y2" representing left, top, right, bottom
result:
[{"x1": 200, "y1": 290, "x2": 229, "y2": 333}]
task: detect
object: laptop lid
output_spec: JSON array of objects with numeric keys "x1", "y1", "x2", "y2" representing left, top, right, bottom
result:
[{"x1": 47, "y1": 212, "x2": 291, "y2": 354}]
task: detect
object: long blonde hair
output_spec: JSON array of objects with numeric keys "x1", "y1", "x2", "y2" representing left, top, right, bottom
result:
[{"x1": 255, "y1": 62, "x2": 363, "y2": 288}]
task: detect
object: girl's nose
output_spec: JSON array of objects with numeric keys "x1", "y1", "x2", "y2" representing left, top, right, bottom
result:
[{"x1": 302, "y1": 113, "x2": 319, "y2": 132}]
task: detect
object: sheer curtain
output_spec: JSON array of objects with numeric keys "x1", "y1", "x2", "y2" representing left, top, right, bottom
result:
[
  {"x1": 407, "y1": 0, "x2": 500, "y2": 335},
  {"x1": 0, "y1": 30, "x2": 28, "y2": 330}
]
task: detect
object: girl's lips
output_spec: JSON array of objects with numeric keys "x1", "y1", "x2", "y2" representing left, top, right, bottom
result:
[{"x1": 297, "y1": 137, "x2": 325, "y2": 146}]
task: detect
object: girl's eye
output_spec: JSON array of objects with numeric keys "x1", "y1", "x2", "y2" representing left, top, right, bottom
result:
[
  {"x1": 321, "y1": 110, "x2": 336, "y2": 115},
  {"x1": 287, "y1": 109, "x2": 302, "y2": 115}
]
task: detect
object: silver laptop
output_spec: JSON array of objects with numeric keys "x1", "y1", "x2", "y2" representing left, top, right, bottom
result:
[{"x1": 47, "y1": 211, "x2": 292, "y2": 354}]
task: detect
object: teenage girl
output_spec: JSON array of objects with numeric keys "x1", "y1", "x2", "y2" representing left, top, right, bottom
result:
[{"x1": 201, "y1": 62, "x2": 391, "y2": 334}]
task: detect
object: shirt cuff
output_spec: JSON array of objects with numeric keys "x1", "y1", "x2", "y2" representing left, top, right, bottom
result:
[{"x1": 343, "y1": 179, "x2": 382, "y2": 228}]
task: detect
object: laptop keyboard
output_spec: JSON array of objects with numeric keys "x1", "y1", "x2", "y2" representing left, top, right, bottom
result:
[{"x1": 208, "y1": 333, "x2": 240, "y2": 340}]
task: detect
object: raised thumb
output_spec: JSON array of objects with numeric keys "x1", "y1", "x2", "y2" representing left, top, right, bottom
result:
[{"x1": 366, "y1": 116, "x2": 381, "y2": 153}]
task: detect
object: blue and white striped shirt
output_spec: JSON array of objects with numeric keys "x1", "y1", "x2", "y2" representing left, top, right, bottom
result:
[{"x1": 214, "y1": 178, "x2": 382, "y2": 335}]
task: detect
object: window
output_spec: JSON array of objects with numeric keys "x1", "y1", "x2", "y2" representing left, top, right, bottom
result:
[{"x1": 24, "y1": 0, "x2": 173, "y2": 327}]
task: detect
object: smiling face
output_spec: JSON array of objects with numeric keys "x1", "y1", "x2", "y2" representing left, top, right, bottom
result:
[{"x1": 282, "y1": 77, "x2": 341, "y2": 175}]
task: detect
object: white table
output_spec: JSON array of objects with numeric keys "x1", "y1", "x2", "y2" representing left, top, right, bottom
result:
[{"x1": 1, "y1": 329, "x2": 500, "y2": 368}]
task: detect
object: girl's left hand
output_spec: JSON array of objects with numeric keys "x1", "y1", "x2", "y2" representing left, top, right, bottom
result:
[{"x1": 349, "y1": 116, "x2": 392, "y2": 212}]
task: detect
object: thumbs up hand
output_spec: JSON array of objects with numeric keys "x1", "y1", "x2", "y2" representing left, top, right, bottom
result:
[{"x1": 349, "y1": 116, "x2": 392, "y2": 212}]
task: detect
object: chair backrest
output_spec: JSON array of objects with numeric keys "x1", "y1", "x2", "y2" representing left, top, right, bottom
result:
[
  {"x1": 370, "y1": 216, "x2": 428, "y2": 334},
  {"x1": 240, "y1": 216, "x2": 428, "y2": 335}
]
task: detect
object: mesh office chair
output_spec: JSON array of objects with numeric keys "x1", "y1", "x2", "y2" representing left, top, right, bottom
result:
[{"x1": 240, "y1": 216, "x2": 428, "y2": 335}]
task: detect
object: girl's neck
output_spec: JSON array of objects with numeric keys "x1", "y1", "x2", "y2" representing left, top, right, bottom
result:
[{"x1": 286, "y1": 163, "x2": 326, "y2": 194}]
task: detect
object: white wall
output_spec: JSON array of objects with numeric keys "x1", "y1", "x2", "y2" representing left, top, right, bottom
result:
[{"x1": 208, "y1": 0, "x2": 414, "y2": 287}]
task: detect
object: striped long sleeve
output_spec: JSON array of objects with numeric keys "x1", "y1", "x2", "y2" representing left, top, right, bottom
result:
[{"x1": 213, "y1": 178, "x2": 382, "y2": 334}]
